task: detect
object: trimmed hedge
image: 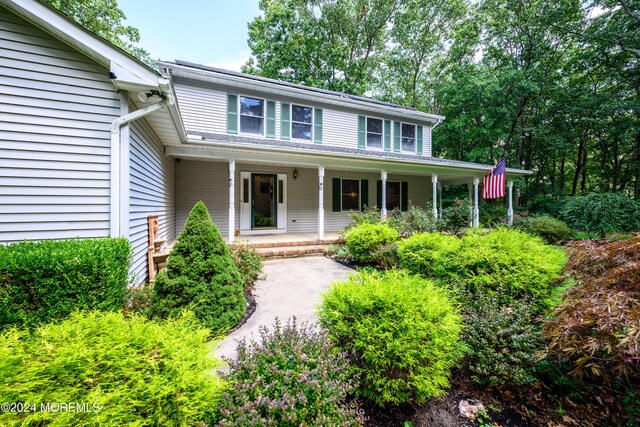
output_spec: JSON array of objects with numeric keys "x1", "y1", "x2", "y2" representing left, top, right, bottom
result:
[
  {"x1": 0, "y1": 311, "x2": 225, "y2": 426},
  {"x1": 0, "y1": 238, "x2": 131, "y2": 330}
]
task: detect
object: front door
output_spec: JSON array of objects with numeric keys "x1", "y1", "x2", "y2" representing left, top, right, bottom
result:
[{"x1": 251, "y1": 174, "x2": 277, "y2": 229}]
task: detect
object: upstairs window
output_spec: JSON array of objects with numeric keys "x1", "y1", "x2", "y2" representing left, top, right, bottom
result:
[
  {"x1": 240, "y1": 96, "x2": 264, "y2": 135},
  {"x1": 401, "y1": 123, "x2": 416, "y2": 153},
  {"x1": 292, "y1": 104, "x2": 313, "y2": 140},
  {"x1": 367, "y1": 118, "x2": 383, "y2": 149}
]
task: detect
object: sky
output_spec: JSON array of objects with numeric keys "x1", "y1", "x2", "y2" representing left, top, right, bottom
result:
[{"x1": 118, "y1": 0, "x2": 262, "y2": 71}]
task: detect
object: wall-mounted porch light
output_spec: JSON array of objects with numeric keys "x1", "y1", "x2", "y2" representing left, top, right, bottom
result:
[{"x1": 293, "y1": 168, "x2": 299, "y2": 180}]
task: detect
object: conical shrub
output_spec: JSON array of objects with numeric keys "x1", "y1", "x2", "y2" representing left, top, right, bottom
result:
[{"x1": 151, "y1": 201, "x2": 246, "y2": 333}]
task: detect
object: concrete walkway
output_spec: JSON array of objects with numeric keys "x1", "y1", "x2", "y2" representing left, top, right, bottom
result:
[{"x1": 215, "y1": 255, "x2": 354, "y2": 362}]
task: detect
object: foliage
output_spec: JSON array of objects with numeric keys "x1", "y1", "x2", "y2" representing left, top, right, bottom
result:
[
  {"x1": 326, "y1": 244, "x2": 354, "y2": 264},
  {"x1": 228, "y1": 241, "x2": 264, "y2": 290},
  {"x1": 440, "y1": 198, "x2": 471, "y2": 234},
  {"x1": 398, "y1": 229, "x2": 566, "y2": 310},
  {"x1": 515, "y1": 215, "x2": 573, "y2": 244},
  {"x1": 372, "y1": 242, "x2": 401, "y2": 270},
  {"x1": 345, "y1": 222, "x2": 398, "y2": 263},
  {"x1": 123, "y1": 282, "x2": 153, "y2": 315},
  {"x1": 386, "y1": 204, "x2": 438, "y2": 237},
  {"x1": 559, "y1": 192, "x2": 640, "y2": 238},
  {"x1": 0, "y1": 311, "x2": 225, "y2": 426},
  {"x1": 216, "y1": 319, "x2": 364, "y2": 426},
  {"x1": 463, "y1": 296, "x2": 545, "y2": 389},
  {"x1": 543, "y1": 235, "x2": 640, "y2": 381},
  {"x1": 624, "y1": 389, "x2": 640, "y2": 427},
  {"x1": 318, "y1": 270, "x2": 464, "y2": 406},
  {"x1": 44, "y1": 0, "x2": 155, "y2": 67},
  {"x1": 151, "y1": 201, "x2": 245, "y2": 334},
  {"x1": 0, "y1": 238, "x2": 131, "y2": 330},
  {"x1": 479, "y1": 204, "x2": 508, "y2": 228}
]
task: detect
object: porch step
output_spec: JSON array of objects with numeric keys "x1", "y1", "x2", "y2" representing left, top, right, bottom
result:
[
  {"x1": 247, "y1": 238, "x2": 342, "y2": 249},
  {"x1": 255, "y1": 244, "x2": 330, "y2": 259}
]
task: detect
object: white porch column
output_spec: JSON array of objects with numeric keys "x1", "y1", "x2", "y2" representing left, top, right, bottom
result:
[
  {"x1": 228, "y1": 159, "x2": 235, "y2": 244},
  {"x1": 318, "y1": 166, "x2": 325, "y2": 241},
  {"x1": 507, "y1": 180, "x2": 514, "y2": 225},
  {"x1": 432, "y1": 174, "x2": 438, "y2": 220},
  {"x1": 381, "y1": 170, "x2": 388, "y2": 218},
  {"x1": 468, "y1": 181, "x2": 473, "y2": 227},
  {"x1": 473, "y1": 177, "x2": 480, "y2": 227}
]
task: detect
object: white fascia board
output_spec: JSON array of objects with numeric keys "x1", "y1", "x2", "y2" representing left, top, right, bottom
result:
[
  {"x1": 1, "y1": 0, "x2": 159, "y2": 90},
  {"x1": 163, "y1": 63, "x2": 446, "y2": 125}
]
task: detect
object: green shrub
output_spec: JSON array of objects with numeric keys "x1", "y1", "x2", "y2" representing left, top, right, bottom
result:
[
  {"x1": 0, "y1": 238, "x2": 131, "y2": 330},
  {"x1": 151, "y1": 201, "x2": 245, "y2": 334},
  {"x1": 440, "y1": 198, "x2": 471, "y2": 234},
  {"x1": 217, "y1": 319, "x2": 364, "y2": 426},
  {"x1": 559, "y1": 192, "x2": 640, "y2": 237},
  {"x1": 318, "y1": 270, "x2": 464, "y2": 407},
  {"x1": 326, "y1": 244, "x2": 354, "y2": 264},
  {"x1": 387, "y1": 204, "x2": 438, "y2": 237},
  {"x1": 463, "y1": 297, "x2": 545, "y2": 389},
  {"x1": 0, "y1": 311, "x2": 225, "y2": 426},
  {"x1": 345, "y1": 222, "x2": 397, "y2": 263},
  {"x1": 479, "y1": 204, "x2": 508, "y2": 227},
  {"x1": 397, "y1": 232, "x2": 463, "y2": 279},
  {"x1": 341, "y1": 206, "x2": 381, "y2": 237},
  {"x1": 515, "y1": 215, "x2": 573, "y2": 244},
  {"x1": 372, "y1": 242, "x2": 401, "y2": 270},
  {"x1": 228, "y1": 241, "x2": 264, "y2": 290},
  {"x1": 123, "y1": 282, "x2": 153, "y2": 315}
]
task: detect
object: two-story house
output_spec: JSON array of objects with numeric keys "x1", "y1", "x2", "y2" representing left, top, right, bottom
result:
[{"x1": 0, "y1": 0, "x2": 531, "y2": 282}]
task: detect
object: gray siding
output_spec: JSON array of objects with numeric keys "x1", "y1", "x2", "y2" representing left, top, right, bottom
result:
[
  {"x1": 0, "y1": 7, "x2": 119, "y2": 242},
  {"x1": 128, "y1": 119, "x2": 176, "y2": 283}
]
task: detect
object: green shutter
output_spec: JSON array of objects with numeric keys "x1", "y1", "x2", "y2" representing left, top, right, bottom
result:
[
  {"x1": 384, "y1": 120, "x2": 391, "y2": 151},
  {"x1": 417, "y1": 125, "x2": 423, "y2": 155},
  {"x1": 314, "y1": 108, "x2": 323, "y2": 144},
  {"x1": 401, "y1": 181, "x2": 409, "y2": 211},
  {"x1": 266, "y1": 100, "x2": 276, "y2": 138},
  {"x1": 332, "y1": 178, "x2": 341, "y2": 212},
  {"x1": 358, "y1": 116, "x2": 366, "y2": 149},
  {"x1": 226, "y1": 93, "x2": 238, "y2": 134},
  {"x1": 281, "y1": 103, "x2": 290, "y2": 140},
  {"x1": 393, "y1": 121, "x2": 400, "y2": 152},
  {"x1": 360, "y1": 179, "x2": 368, "y2": 211},
  {"x1": 377, "y1": 180, "x2": 382, "y2": 209}
]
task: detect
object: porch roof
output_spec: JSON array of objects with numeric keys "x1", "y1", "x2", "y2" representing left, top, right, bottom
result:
[{"x1": 165, "y1": 131, "x2": 532, "y2": 182}]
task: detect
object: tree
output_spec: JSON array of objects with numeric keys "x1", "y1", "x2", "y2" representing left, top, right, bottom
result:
[{"x1": 44, "y1": 0, "x2": 155, "y2": 67}]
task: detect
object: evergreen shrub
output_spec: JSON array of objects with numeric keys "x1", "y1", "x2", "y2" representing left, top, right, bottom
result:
[
  {"x1": 345, "y1": 222, "x2": 397, "y2": 263},
  {"x1": 515, "y1": 215, "x2": 573, "y2": 243},
  {"x1": 0, "y1": 311, "x2": 225, "y2": 426},
  {"x1": 559, "y1": 192, "x2": 640, "y2": 237},
  {"x1": 217, "y1": 319, "x2": 364, "y2": 426},
  {"x1": 318, "y1": 270, "x2": 464, "y2": 407},
  {"x1": 0, "y1": 238, "x2": 131, "y2": 330},
  {"x1": 151, "y1": 201, "x2": 245, "y2": 334}
]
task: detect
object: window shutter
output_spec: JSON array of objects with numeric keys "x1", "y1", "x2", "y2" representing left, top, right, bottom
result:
[
  {"x1": 226, "y1": 93, "x2": 238, "y2": 134},
  {"x1": 401, "y1": 181, "x2": 409, "y2": 211},
  {"x1": 266, "y1": 100, "x2": 276, "y2": 138},
  {"x1": 281, "y1": 103, "x2": 290, "y2": 140},
  {"x1": 376, "y1": 180, "x2": 382, "y2": 209},
  {"x1": 384, "y1": 120, "x2": 391, "y2": 151},
  {"x1": 393, "y1": 121, "x2": 400, "y2": 152},
  {"x1": 417, "y1": 125, "x2": 423, "y2": 155},
  {"x1": 332, "y1": 178, "x2": 341, "y2": 212},
  {"x1": 314, "y1": 108, "x2": 323, "y2": 144},
  {"x1": 360, "y1": 179, "x2": 368, "y2": 211},
  {"x1": 358, "y1": 116, "x2": 366, "y2": 149}
]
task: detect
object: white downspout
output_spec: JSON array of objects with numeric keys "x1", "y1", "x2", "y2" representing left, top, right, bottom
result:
[
  {"x1": 110, "y1": 97, "x2": 172, "y2": 237},
  {"x1": 431, "y1": 117, "x2": 443, "y2": 131}
]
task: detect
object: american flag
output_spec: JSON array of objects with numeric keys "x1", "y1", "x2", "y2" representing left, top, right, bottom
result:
[{"x1": 482, "y1": 157, "x2": 506, "y2": 199}]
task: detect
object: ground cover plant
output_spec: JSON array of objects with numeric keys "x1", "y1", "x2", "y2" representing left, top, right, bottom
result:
[
  {"x1": 0, "y1": 311, "x2": 225, "y2": 426},
  {"x1": 0, "y1": 238, "x2": 131, "y2": 330},
  {"x1": 318, "y1": 270, "x2": 464, "y2": 407},
  {"x1": 216, "y1": 318, "x2": 364, "y2": 426},
  {"x1": 151, "y1": 201, "x2": 246, "y2": 334}
]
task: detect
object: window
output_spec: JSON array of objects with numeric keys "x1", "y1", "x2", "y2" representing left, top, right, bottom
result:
[
  {"x1": 341, "y1": 179, "x2": 360, "y2": 211},
  {"x1": 386, "y1": 182, "x2": 401, "y2": 211},
  {"x1": 401, "y1": 123, "x2": 416, "y2": 153},
  {"x1": 240, "y1": 96, "x2": 264, "y2": 135},
  {"x1": 367, "y1": 118, "x2": 383, "y2": 149},
  {"x1": 291, "y1": 104, "x2": 313, "y2": 140}
]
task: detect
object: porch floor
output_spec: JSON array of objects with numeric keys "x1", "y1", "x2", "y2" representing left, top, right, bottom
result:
[{"x1": 228, "y1": 232, "x2": 341, "y2": 245}]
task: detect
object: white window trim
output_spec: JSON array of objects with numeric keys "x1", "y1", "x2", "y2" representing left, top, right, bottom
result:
[
  {"x1": 341, "y1": 178, "x2": 361, "y2": 212},
  {"x1": 290, "y1": 103, "x2": 314, "y2": 142},
  {"x1": 366, "y1": 116, "x2": 385, "y2": 151},
  {"x1": 385, "y1": 181, "x2": 402, "y2": 211},
  {"x1": 400, "y1": 122, "x2": 417, "y2": 154},
  {"x1": 238, "y1": 95, "x2": 266, "y2": 137}
]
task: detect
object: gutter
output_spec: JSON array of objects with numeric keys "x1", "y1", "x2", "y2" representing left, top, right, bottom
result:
[{"x1": 109, "y1": 95, "x2": 174, "y2": 237}]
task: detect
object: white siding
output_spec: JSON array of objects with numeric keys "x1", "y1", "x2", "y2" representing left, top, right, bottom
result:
[
  {"x1": 0, "y1": 7, "x2": 119, "y2": 242},
  {"x1": 173, "y1": 80, "x2": 227, "y2": 134},
  {"x1": 128, "y1": 119, "x2": 176, "y2": 283},
  {"x1": 323, "y1": 108, "x2": 358, "y2": 148},
  {"x1": 424, "y1": 125, "x2": 432, "y2": 156}
]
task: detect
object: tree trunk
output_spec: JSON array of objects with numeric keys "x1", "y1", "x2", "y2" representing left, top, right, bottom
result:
[{"x1": 572, "y1": 136, "x2": 585, "y2": 196}]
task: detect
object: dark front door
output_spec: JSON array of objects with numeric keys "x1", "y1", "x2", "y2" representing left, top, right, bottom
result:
[{"x1": 251, "y1": 174, "x2": 277, "y2": 229}]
